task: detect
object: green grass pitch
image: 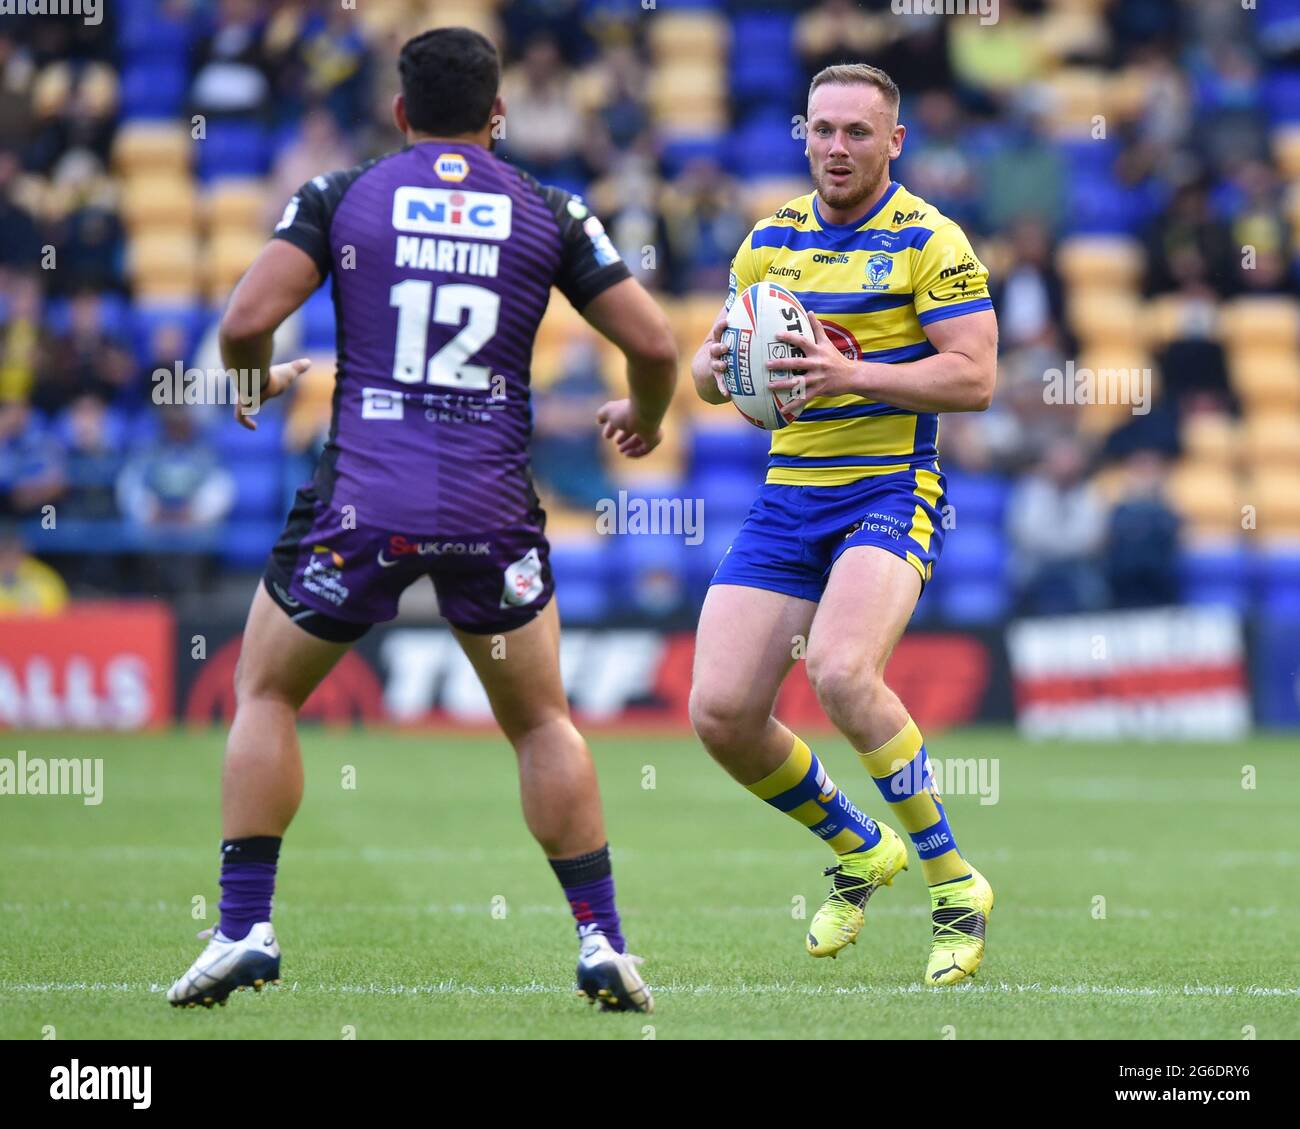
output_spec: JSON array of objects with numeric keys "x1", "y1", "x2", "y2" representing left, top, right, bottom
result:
[{"x1": 1, "y1": 727, "x2": 1297, "y2": 1040}]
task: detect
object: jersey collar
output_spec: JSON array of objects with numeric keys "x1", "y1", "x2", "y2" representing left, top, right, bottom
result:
[{"x1": 812, "y1": 180, "x2": 902, "y2": 232}]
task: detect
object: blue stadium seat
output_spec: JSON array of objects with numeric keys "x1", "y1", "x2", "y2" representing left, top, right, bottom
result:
[
  {"x1": 1255, "y1": 549, "x2": 1300, "y2": 614},
  {"x1": 211, "y1": 411, "x2": 285, "y2": 458},
  {"x1": 1180, "y1": 545, "x2": 1251, "y2": 611},
  {"x1": 942, "y1": 471, "x2": 1011, "y2": 528},
  {"x1": 300, "y1": 287, "x2": 336, "y2": 352},
  {"x1": 220, "y1": 520, "x2": 282, "y2": 569},
  {"x1": 731, "y1": 111, "x2": 808, "y2": 177},
  {"x1": 120, "y1": 61, "x2": 187, "y2": 120},
  {"x1": 689, "y1": 423, "x2": 770, "y2": 475},
  {"x1": 547, "y1": 540, "x2": 611, "y2": 623},
  {"x1": 1262, "y1": 69, "x2": 1300, "y2": 125},
  {"x1": 118, "y1": 3, "x2": 192, "y2": 60},
  {"x1": 196, "y1": 121, "x2": 272, "y2": 182},
  {"x1": 696, "y1": 467, "x2": 760, "y2": 523},
  {"x1": 132, "y1": 304, "x2": 210, "y2": 365},
  {"x1": 659, "y1": 135, "x2": 728, "y2": 179},
  {"x1": 228, "y1": 459, "x2": 284, "y2": 522},
  {"x1": 937, "y1": 579, "x2": 1011, "y2": 624}
]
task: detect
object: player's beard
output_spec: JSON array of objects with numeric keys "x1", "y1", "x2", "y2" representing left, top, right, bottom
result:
[{"x1": 812, "y1": 148, "x2": 891, "y2": 214}]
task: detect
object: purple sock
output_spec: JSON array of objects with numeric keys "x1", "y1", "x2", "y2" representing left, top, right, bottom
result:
[
  {"x1": 549, "y1": 845, "x2": 626, "y2": 954},
  {"x1": 217, "y1": 836, "x2": 280, "y2": 941}
]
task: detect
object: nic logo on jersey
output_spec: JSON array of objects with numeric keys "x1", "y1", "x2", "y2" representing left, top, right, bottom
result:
[
  {"x1": 862, "y1": 252, "x2": 894, "y2": 290},
  {"x1": 392, "y1": 186, "x2": 512, "y2": 240}
]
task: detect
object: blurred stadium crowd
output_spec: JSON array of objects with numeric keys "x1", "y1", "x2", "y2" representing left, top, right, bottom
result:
[{"x1": 2, "y1": 0, "x2": 1300, "y2": 626}]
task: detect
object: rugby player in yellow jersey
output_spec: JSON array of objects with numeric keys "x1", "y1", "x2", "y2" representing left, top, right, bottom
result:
[{"x1": 688, "y1": 64, "x2": 998, "y2": 986}]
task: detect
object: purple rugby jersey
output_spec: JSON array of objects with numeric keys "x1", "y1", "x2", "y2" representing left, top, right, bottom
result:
[{"x1": 271, "y1": 141, "x2": 630, "y2": 535}]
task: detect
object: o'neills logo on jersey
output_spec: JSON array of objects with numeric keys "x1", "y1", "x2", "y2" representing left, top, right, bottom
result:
[
  {"x1": 393, "y1": 187, "x2": 512, "y2": 240},
  {"x1": 433, "y1": 153, "x2": 469, "y2": 181}
]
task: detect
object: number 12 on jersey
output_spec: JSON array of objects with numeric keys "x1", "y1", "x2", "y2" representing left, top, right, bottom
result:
[{"x1": 389, "y1": 280, "x2": 499, "y2": 390}]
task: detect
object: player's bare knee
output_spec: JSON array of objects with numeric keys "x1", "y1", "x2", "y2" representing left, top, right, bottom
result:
[
  {"x1": 807, "y1": 650, "x2": 881, "y2": 727},
  {"x1": 233, "y1": 653, "x2": 305, "y2": 713},
  {"x1": 689, "y1": 687, "x2": 762, "y2": 753}
]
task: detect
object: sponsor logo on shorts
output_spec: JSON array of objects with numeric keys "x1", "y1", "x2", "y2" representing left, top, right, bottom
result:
[
  {"x1": 500, "y1": 547, "x2": 545, "y2": 608},
  {"x1": 846, "y1": 511, "x2": 906, "y2": 541},
  {"x1": 377, "y1": 535, "x2": 492, "y2": 567},
  {"x1": 301, "y1": 545, "x2": 349, "y2": 607}
]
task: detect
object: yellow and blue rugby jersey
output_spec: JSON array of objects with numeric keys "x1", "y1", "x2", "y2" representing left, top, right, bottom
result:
[{"x1": 727, "y1": 181, "x2": 992, "y2": 486}]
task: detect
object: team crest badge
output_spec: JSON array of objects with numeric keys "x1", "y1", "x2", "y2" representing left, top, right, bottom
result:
[{"x1": 863, "y1": 253, "x2": 894, "y2": 290}]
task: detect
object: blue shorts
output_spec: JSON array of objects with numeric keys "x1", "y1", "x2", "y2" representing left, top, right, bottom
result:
[{"x1": 710, "y1": 464, "x2": 948, "y2": 602}]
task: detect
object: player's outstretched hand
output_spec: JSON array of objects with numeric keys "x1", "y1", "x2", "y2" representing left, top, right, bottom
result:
[
  {"x1": 768, "y1": 312, "x2": 857, "y2": 404},
  {"x1": 235, "y1": 357, "x2": 312, "y2": 430},
  {"x1": 597, "y1": 399, "x2": 663, "y2": 458}
]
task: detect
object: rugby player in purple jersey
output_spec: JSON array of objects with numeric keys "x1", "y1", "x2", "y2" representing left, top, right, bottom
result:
[{"x1": 167, "y1": 28, "x2": 675, "y2": 1013}]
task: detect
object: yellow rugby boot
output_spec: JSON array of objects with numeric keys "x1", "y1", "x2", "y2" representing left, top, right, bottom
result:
[
  {"x1": 806, "y1": 822, "x2": 908, "y2": 958},
  {"x1": 925, "y1": 866, "x2": 993, "y2": 986}
]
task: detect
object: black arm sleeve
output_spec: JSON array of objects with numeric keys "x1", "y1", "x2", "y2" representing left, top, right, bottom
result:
[
  {"x1": 270, "y1": 159, "x2": 380, "y2": 280},
  {"x1": 531, "y1": 180, "x2": 632, "y2": 311}
]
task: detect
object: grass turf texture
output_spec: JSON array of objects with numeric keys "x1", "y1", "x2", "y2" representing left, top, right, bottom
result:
[{"x1": 1, "y1": 727, "x2": 1297, "y2": 1040}]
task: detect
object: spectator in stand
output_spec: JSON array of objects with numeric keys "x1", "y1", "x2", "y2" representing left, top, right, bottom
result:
[
  {"x1": 1007, "y1": 438, "x2": 1109, "y2": 614},
  {"x1": 530, "y1": 339, "x2": 617, "y2": 511},
  {"x1": 32, "y1": 289, "x2": 135, "y2": 416},
  {"x1": 991, "y1": 217, "x2": 1068, "y2": 353},
  {"x1": 978, "y1": 108, "x2": 1066, "y2": 234},
  {"x1": 896, "y1": 90, "x2": 979, "y2": 229},
  {"x1": 189, "y1": 0, "x2": 272, "y2": 123},
  {"x1": 265, "y1": 108, "x2": 357, "y2": 232},
  {"x1": 0, "y1": 398, "x2": 65, "y2": 518},
  {"x1": 1143, "y1": 176, "x2": 1237, "y2": 296},
  {"x1": 0, "y1": 273, "x2": 42, "y2": 404},
  {"x1": 658, "y1": 158, "x2": 749, "y2": 296},
  {"x1": 0, "y1": 521, "x2": 67, "y2": 615},
  {"x1": 498, "y1": 34, "x2": 588, "y2": 190},
  {"x1": 116, "y1": 405, "x2": 234, "y2": 531},
  {"x1": 59, "y1": 393, "x2": 122, "y2": 521},
  {"x1": 0, "y1": 149, "x2": 42, "y2": 272},
  {"x1": 1104, "y1": 450, "x2": 1181, "y2": 608}
]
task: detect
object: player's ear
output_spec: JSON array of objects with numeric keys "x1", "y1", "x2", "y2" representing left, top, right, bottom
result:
[
  {"x1": 392, "y1": 93, "x2": 409, "y2": 137},
  {"x1": 890, "y1": 122, "x2": 906, "y2": 160}
]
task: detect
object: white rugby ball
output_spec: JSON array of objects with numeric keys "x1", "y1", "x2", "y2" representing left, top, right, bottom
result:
[{"x1": 722, "y1": 282, "x2": 812, "y2": 430}]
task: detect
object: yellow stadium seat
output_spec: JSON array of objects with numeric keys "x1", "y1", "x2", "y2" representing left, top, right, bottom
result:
[
  {"x1": 1247, "y1": 470, "x2": 1300, "y2": 540},
  {"x1": 1067, "y1": 289, "x2": 1145, "y2": 347},
  {"x1": 647, "y1": 13, "x2": 728, "y2": 63},
  {"x1": 1219, "y1": 296, "x2": 1300, "y2": 351},
  {"x1": 1229, "y1": 353, "x2": 1300, "y2": 411},
  {"x1": 1165, "y1": 463, "x2": 1247, "y2": 538},
  {"x1": 1042, "y1": 67, "x2": 1111, "y2": 136},
  {"x1": 205, "y1": 231, "x2": 267, "y2": 302},
  {"x1": 128, "y1": 231, "x2": 201, "y2": 300},
  {"x1": 646, "y1": 65, "x2": 725, "y2": 118},
  {"x1": 206, "y1": 181, "x2": 268, "y2": 234},
  {"x1": 120, "y1": 175, "x2": 198, "y2": 232},
  {"x1": 112, "y1": 123, "x2": 192, "y2": 177},
  {"x1": 284, "y1": 356, "x2": 337, "y2": 452},
  {"x1": 1181, "y1": 411, "x2": 1239, "y2": 468},
  {"x1": 1243, "y1": 414, "x2": 1300, "y2": 467},
  {"x1": 1056, "y1": 235, "x2": 1144, "y2": 289}
]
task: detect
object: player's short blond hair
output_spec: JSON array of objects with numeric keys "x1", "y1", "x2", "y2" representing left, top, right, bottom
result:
[{"x1": 808, "y1": 64, "x2": 900, "y2": 120}]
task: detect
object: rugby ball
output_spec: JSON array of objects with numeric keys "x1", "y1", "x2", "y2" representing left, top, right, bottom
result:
[{"x1": 722, "y1": 282, "x2": 813, "y2": 430}]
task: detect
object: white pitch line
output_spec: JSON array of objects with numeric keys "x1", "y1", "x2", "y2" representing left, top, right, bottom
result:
[{"x1": 1, "y1": 981, "x2": 1297, "y2": 999}]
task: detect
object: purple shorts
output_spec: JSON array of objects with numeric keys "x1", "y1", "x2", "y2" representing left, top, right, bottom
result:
[{"x1": 263, "y1": 485, "x2": 555, "y2": 641}]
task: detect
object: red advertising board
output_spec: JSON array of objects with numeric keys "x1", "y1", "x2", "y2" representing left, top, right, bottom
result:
[{"x1": 0, "y1": 602, "x2": 175, "y2": 729}]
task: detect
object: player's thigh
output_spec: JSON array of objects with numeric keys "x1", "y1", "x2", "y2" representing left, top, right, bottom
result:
[
  {"x1": 690, "y1": 582, "x2": 817, "y2": 731},
  {"x1": 235, "y1": 582, "x2": 352, "y2": 709},
  {"x1": 807, "y1": 545, "x2": 921, "y2": 683},
  {"x1": 453, "y1": 599, "x2": 569, "y2": 739}
]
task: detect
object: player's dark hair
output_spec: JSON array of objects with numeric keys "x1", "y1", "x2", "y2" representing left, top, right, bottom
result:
[
  {"x1": 398, "y1": 27, "x2": 500, "y2": 137},
  {"x1": 809, "y1": 63, "x2": 901, "y2": 119}
]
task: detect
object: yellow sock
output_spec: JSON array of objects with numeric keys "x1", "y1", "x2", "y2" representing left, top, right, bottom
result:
[{"x1": 859, "y1": 718, "x2": 970, "y2": 885}]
